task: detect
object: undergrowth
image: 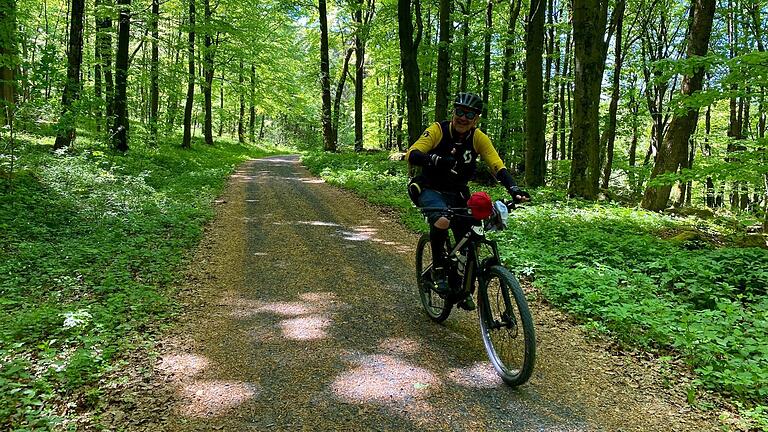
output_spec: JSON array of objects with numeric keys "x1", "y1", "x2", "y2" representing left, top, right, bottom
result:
[
  {"x1": 302, "y1": 150, "x2": 768, "y2": 431},
  {"x1": 0, "y1": 132, "x2": 282, "y2": 429}
]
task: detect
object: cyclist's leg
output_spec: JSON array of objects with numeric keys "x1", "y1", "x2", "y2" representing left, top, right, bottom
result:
[{"x1": 418, "y1": 189, "x2": 451, "y2": 293}]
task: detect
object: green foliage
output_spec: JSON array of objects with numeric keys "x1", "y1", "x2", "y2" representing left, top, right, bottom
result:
[
  {"x1": 0, "y1": 132, "x2": 280, "y2": 428},
  {"x1": 304, "y1": 150, "x2": 768, "y2": 426}
]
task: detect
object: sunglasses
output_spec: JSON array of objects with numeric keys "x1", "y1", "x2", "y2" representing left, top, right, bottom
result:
[{"x1": 454, "y1": 107, "x2": 478, "y2": 120}]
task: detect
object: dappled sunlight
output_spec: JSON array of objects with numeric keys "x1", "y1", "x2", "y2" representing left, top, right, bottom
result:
[
  {"x1": 257, "y1": 301, "x2": 317, "y2": 317},
  {"x1": 447, "y1": 362, "x2": 503, "y2": 389},
  {"x1": 223, "y1": 292, "x2": 340, "y2": 342},
  {"x1": 297, "y1": 220, "x2": 340, "y2": 227},
  {"x1": 379, "y1": 337, "x2": 421, "y2": 355},
  {"x1": 300, "y1": 178, "x2": 325, "y2": 184},
  {"x1": 157, "y1": 354, "x2": 210, "y2": 381},
  {"x1": 280, "y1": 315, "x2": 332, "y2": 340},
  {"x1": 337, "y1": 225, "x2": 378, "y2": 241},
  {"x1": 178, "y1": 380, "x2": 259, "y2": 418},
  {"x1": 299, "y1": 291, "x2": 338, "y2": 303},
  {"x1": 331, "y1": 354, "x2": 439, "y2": 405}
]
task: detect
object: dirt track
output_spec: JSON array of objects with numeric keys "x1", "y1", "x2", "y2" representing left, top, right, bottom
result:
[{"x1": 107, "y1": 155, "x2": 722, "y2": 431}]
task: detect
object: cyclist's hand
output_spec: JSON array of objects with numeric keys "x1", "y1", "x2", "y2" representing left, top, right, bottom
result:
[
  {"x1": 430, "y1": 154, "x2": 456, "y2": 171},
  {"x1": 507, "y1": 186, "x2": 530, "y2": 204}
]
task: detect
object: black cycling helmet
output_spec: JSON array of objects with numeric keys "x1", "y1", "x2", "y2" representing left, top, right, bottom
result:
[{"x1": 454, "y1": 92, "x2": 483, "y2": 113}]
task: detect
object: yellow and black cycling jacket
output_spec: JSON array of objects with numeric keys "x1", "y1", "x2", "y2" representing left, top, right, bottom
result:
[{"x1": 406, "y1": 120, "x2": 506, "y2": 192}]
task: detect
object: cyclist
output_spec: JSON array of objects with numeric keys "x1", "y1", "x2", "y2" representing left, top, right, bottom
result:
[{"x1": 406, "y1": 92, "x2": 529, "y2": 310}]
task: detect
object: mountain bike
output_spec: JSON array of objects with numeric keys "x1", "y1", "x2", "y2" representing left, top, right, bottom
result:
[{"x1": 415, "y1": 199, "x2": 536, "y2": 386}]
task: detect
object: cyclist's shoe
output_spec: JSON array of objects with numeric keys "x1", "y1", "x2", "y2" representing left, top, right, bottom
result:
[
  {"x1": 431, "y1": 267, "x2": 451, "y2": 295},
  {"x1": 458, "y1": 294, "x2": 476, "y2": 311}
]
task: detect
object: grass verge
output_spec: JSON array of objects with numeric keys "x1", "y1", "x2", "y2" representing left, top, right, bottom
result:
[{"x1": 0, "y1": 132, "x2": 283, "y2": 429}]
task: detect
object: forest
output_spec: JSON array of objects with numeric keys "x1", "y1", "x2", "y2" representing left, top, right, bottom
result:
[{"x1": 0, "y1": 0, "x2": 767, "y2": 428}]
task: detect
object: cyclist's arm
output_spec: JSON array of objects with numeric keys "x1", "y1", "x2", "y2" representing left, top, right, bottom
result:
[
  {"x1": 406, "y1": 123, "x2": 443, "y2": 166},
  {"x1": 473, "y1": 129, "x2": 519, "y2": 189}
]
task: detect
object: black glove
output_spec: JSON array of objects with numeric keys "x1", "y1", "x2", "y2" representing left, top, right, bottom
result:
[
  {"x1": 507, "y1": 186, "x2": 530, "y2": 203},
  {"x1": 429, "y1": 154, "x2": 456, "y2": 171}
]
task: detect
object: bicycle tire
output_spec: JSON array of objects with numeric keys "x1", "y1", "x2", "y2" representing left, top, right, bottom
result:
[
  {"x1": 478, "y1": 265, "x2": 536, "y2": 386},
  {"x1": 415, "y1": 233, "x2": 452, "y2": 322}
]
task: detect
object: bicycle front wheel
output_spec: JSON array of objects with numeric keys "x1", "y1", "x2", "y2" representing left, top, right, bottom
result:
[
  {"x1": 415, "y1": 233, "x2": 452, "y2": 322},
  {"x1": 478, "y1": 265, "x2": 535, "y2": 386}
]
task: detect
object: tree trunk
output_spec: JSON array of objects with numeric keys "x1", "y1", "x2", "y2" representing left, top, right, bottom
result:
[
  {"x1": 237, "y1": 61, "x2": 245, "y2": 143},
  {"x1": 202, "y1": 0, "x2": 214, "y2": 145},
  {"x1": 249, "y1": 64, "x2": 256, "y2": 142},
  {"x1": 93, "y1": 0, "x2": 103, "y2": 132},
  {"x1": 0, "y1": 0, "x2": 17, "y2": 126},
  {"x1": 481, "y1": 0, "x2": 493, "y2": 119},
  {"x1": 398, "y1": 0, "x2": 423, "y2": 146},
  {"x1": 319, "y1": 0, "x2": 335, "y2": 151},
  {"x1": 332, "y1": 47, "x2": 353, "y2": 147},
  {"x1": 500, "y1": 0, "x2": 522, "y2": 158},
  {"x1": 112, "y1": 0, "x2": 130, "y2": 152},
  {"x1": 525, "y1": 0, "x2": 546, "y2": 186},
  {"x1": 218, "y1": 68, "x2": 224, "y2": 137},
  {"x1": 641, "y1": 0, "x2": 715, "y2": 210},
  {"x1": 600, "y1": 0, "x2": 625, "y2": 189},
  {"x1": 149, "y1": 0, "x2": 160, "y2": 141},
  {"x1": 568, "y1": 0, "x2": 609, "y2": 199},
  {"x1": 182, "y1": 0, "x2": 195, "y2": 149},
  {"x1": 559, "y1": 27, "x2": 572, "y2": 159},
  {"x1": 353, "y1": 0, "x2": 364, "y2": 152},
  {"x1": 434, "y1": 0, "x2": 451, "y2": 121},
  {"x1": 459, "y1": 0, "x2": 471, "y2": 92},
  {"x1": 53, "y1": 0, "x2": 85, "y2": 150}
]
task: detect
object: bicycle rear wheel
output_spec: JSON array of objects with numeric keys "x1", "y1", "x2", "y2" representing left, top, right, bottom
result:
[
  {"x1": 478, "y1": 265, "x2": 535, "y2": 386},
  {"x1": 415, "y1": 233, "x2": 452, "y2": 322}
]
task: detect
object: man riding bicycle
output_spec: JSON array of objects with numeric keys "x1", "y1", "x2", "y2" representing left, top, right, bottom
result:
[{"x1": 406, "y1": 92, "x2": 529, "y2": 310}]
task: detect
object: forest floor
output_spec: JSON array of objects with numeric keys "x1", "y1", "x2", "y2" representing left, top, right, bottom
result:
[{"x1": 97, "y1": 155, "x2": 727, "y2": 431}]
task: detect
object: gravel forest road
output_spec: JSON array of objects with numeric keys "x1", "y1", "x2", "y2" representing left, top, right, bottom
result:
[{"x1": 120, "y1": 155, "x2": 721, "y2": 431}]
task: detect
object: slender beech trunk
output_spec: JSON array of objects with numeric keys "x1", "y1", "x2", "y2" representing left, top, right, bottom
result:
[
  {"x1": 202, "y1": 0, "x2": 214, "y2": 145},
  {"x1": 526, "y1": 0, "x2": 546, "y2": 186},
  {"x1": 500, "y1": 0, "x2": 522, "y2": 159},
  {"x1": 150, "y1": 0, "x2": 160, "y2": 141},
  {"x1": 642, "y1": 0, "x2": 715, "y2": 210},
  {"x1": 112, "y1": 0, "x2": 130, "y2": 152},
  {"x1": 398, "y1": 0, "x2": 423, "y2": 146},
  {"x1": 600, "y1": 0, "x2": 625, "y2": 189},
  {"x1": 353, "y1": 0, "x2": 365, "y2": 152},
  {"x1": 481, "y1": 0, "x2": 493, "y2": 119},
  {"x1": 332, "y1": 47, "x2": 353, "y2": 147},
  {"x1": 434, "y1": 0, "x2": 451, "y2": 121},
  {"x1": 319, "y1": 0, "x2": 335, "y2": 151},
  {"x1": 0, "y1": 0, "x2": 17, "y2": 126},
  {"x1": 459, "y1": 0, "x2": 471, "y2": 92},
  {"x1": 182, "y1": 0, "x2": 195, "y2": 149},
  {"x1": 249, "y1": 64, "x2": 256, "y2": 142},
  {"x1": 559, "y1": 27, "x2": 572, "y2": 159},
  {"x1": 53, "y1": 0, "x2": 85, "y2": 150},
  {"x1": 238, "y1": 61, "x2": 245, "y2": 143},
  {"x1": 93, "y1": 0, "x2": 103, "y2": 131}
]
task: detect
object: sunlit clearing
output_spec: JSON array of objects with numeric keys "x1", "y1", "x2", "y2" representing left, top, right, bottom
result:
[
  {"x1": 447, "y1": 362, "x2": 503, "y2": 389},
  {"x1": 280, "y1": 315, "x2": 331, "y2": 340},
  {"x1": 379, "y1": 338, "x2": 420, "y2": 355},
  {"x1": 157, "y1": 354, "x2": 210, "y2": 380},
  {"x1": 179, "y1": 380, "x2": 259, "y2": 418},
  {"x1": 331, "y1": 354, "x2": 438, "y2": 404},
  {"x1": 257, "y1": 301, "x2": 316, "y2": 316}
]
